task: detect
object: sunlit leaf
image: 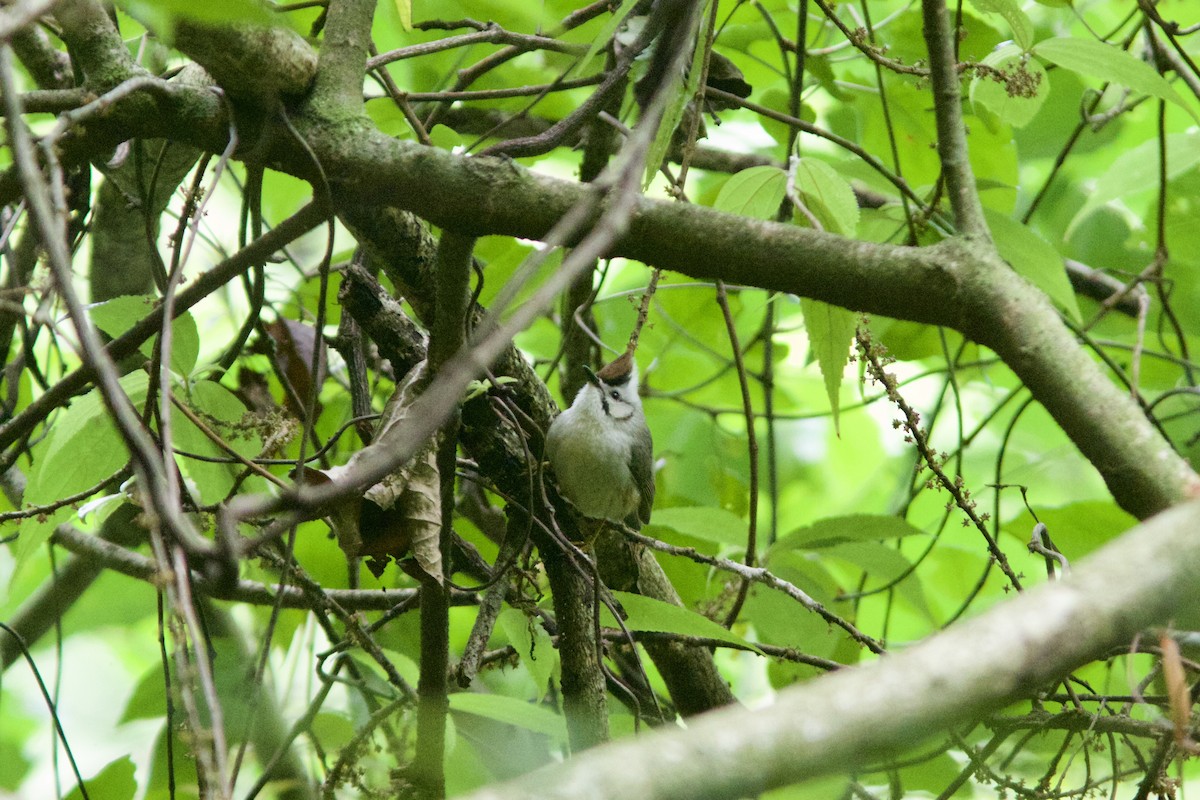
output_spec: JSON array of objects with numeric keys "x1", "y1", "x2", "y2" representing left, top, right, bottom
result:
[
  {"x1": 1003, "y1": 500, "x2": 1135, "y2": 560},
  {"x1": 89, "y1": 295, "x2": 199, "y2": 377},
  {"x1": 499, "y1": 607, "x2": 558, "y2": 700},
  {"x1": 604, "y1": 591, "x2": 764, "y2": 654},
  {"x1": 1065, "y1": 130, "x2": 1200, "y2": 237},
  {"x1": 790, "y1": 157, "x2": 858, "y2": 236},
  {"x1": 64, "y1": 757, "x2": 136, "y2": 800},
  {"x1": 984, "y1": 208, "x2": 1082, "y2": 322},
  {"x1": 448, "y1": 693, "x2": 567, "y2": 741},
  {"x1": 824, "y1": 540, "x2": 933, "y2": 619},
  {"x1": 774, "y1": 514, "x2": 927, "y2": 551},
  {"x1": 968, "y1": 0, "x2": 1034, "y2": 50},
  {"x1": 714, "y1": 165, "x2": 787, "y2": 220},
  {"x1": 1033, "y1": 37, "x2": 1198, "y2": 121},
  {"x1": 0, "y1": 690, "x2": 33, "y2": 791},
  {"x1": 392, "y1": 0, "x2": 412, "y2": 31},
  {"x1": 14, "y1": 373, "x2": 149, "y2": 573},
  {"x1": 970, "y1": 45, "x2": 1049, "y2": 128},
  {"x1": 647, "y1": 505, "x2": 748, "y2": 546},
  {"x1": 800, "y1": 299, "x2": 856, "y2": 435}
]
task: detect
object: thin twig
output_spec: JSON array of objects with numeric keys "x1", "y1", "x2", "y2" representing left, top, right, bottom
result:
[
  {"x1": 855, "y1": 327, "x2": 1023, "y2": 591},
  {"x1": 624, "y1": 529, "x2": 884, "y2": 654},
  {"x1": 920, "y1": 0, "x2": 989, "y2": 239},
  {"x1": 715, "y1": 281, "x2": 759, "y2": 630}
]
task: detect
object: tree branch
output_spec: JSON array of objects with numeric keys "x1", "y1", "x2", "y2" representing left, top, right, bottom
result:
[
  {"x1": 0, "y1": 505, "x2": 143, "y2": 672},
  {"x1": 309, "y1": 131, "x2": 1199, "y2": 518},
  {"x1": 4, "y1": 52, "x2": 1193, "y2": 518},
  {"x1": 413, "y1": 230, "x2": 475, "y2": 796},
  {"x1": 39, "y1": 522, "x2": 450, "y2": 612},
  {"x1": 920, "y1": 0, "x2": 989, "y2": 240},
  {"x1": 456, "y1": 498, "x2": 1200, "y2": 800},
  {"x1": 306, "y1": 0, "x2": 375, "y2": 116},
  {"x1": 172, "y1": 20, "x2": 317, "y2": 98},
  {"x1": 52, "y1": 0, "x2": 142, "y2": 87}
]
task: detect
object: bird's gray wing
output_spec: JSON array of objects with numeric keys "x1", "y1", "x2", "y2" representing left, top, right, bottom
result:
[{"x1": 628, "y1": 427, "x2": 655, "y2": 527}]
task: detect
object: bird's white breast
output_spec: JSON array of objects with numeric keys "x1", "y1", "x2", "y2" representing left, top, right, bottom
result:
[{"x1": 546, "y1": 402, "x2": 642, "y2": 523}]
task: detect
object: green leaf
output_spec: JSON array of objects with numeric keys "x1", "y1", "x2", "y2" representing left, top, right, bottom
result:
[
  {"x1": 89, "y1": 295, "x2": 155, "y2": 340},
  {"x1": 644, "y1": 0, "x2": 712, "y2": 189},
  {"x1": 499, "y1": 607, "x2": 558, "y2": 700},
  {"x1": 1064, "y1": 130, "x2": 1200, "y2": 238},
  {"x1": 121, "y1": 665, "x2": 168, "y2": 723},
  {"x1": 800, "y1": 299, "x2": 856, "y2": 435},
  {"x1": 347, "y1": 655, "x2": 405, "y2": 701},
  {"x1": 36, "y1": 373, "x2": 148, "y2": 497},
  {"x1": 970, "y1": 45, "x2": 1049, "y2": 128},
  {"x1": 12, "y1": 510, "x2": 68, "y2": 585},
  {"x1": 605, "y1": 591, "x2": 764, "y2": 654},
  {"x1": 116, "y1": 0, "x2": 273, "y2": 36},
  {"x1": 774, "y1": 514, "x2": 927, "y2": 550},
  {"x1": 15, "y1": 373, "x2": 149, "y2": 573},
  {"x1": 824, "y1": 541, "x2": 917, "y2": 580},
  {"x1": 448, "y1": 693, "x2": 567, "y2": 741},
  {"x1": 164, "y1": 310, "x2": 200, "y2": 377},
  {"x1": 1032, "y1": 37, "x2": 1198, "y2": 122},
  {"x1": 714, "y1": 166, "x2": 788, "y2": 220},
  {"x1": 1004, "y1": 500, "x2": 1135, "y2": 560},
  {"x1": 392, "y1": 0, "x2": 412, "y2": 31},
  {"x1": 0, "y1": 690, "x2": 33, "y2": 790},
  {"x1": 310, "y1": 712, "x2": 356, "y2": 753},
  {"x1": 428, "y1": 124, "x2": 463, "y2": 152},
  {"x1": 647, "y1": 506, "x2": 748, "y2": 546},
  {"x1": 172, "y1": 381, "x2": 261, "y2": 505},
  {"x1": 825, "y1": 540, "x2": 932, "y2": 618},
  {"x1": 89, "y1": 295, "x2": 199, "y2": 376},
  {"x1": 744, "y1": 576, "x2": 841, "y2": 657},
  {"x1": 984, "y1": 208, "x2": 1082, "y2": 322},
  {"x1": 967, "y1": 0, "x2": 1034, "y2": 50},
  {"x1": 145, "y1": 721, "x2": 198, "y2": 800},
  {"x1": 572, "y1": 0, "x2": 641, "y2": 79},
  {"x1": 65, "y1": 757, "x2": 136, "y2": 800},
  {"x1": 896, "y1": 752, "x2": 971, "y2": 797},
  {"x1": 790, "y1": 158, "x2": 859, "y2": 237}
]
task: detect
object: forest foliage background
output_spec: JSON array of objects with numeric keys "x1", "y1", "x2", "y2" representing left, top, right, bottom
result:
[{"x1": 1, "y1": 0, "x2": 1200, "y2": 798}]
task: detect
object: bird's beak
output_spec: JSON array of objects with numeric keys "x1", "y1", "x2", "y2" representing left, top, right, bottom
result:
[{"x1": 582, "y1": 365, "x2": 600, "y2": 387}]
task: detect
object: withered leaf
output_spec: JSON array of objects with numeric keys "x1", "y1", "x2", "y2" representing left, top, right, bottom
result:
[{"x1": 319, "y1": 363, "x2": 444, "y2": 584}]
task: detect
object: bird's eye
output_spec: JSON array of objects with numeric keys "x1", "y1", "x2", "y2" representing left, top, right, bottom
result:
[{"x1": 610, "y1": 390, "x2": 620, "y2": 400}]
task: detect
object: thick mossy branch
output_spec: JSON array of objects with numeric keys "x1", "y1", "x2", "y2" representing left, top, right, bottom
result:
[
  {"x1": 7, "y1": 0, "x2": 1196, "y2": 522},
  {"x1": 2, "y1": 43, "x2": 1193, "y2": 518},
  {"x1": 52, "y1": 0, "x2": 143, "y2": 87},
  {"x1": 306, "y1": 0, "x2": 375, "y2": 115},
  {"x1": 173, "y1": 21, "x2": 317, "y2": 98},
  {"x1": 3, "y1": 35, "x2": 1195, "y2": 517}
]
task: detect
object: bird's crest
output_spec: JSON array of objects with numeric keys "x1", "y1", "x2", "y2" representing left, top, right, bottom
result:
[{"x1": 595, "y1": 351, "x2": 635, "y2": 386}]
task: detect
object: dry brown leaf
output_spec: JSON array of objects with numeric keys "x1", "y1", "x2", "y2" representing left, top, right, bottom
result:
[
  {"x1": 1160, "y1": 631, "x2": 1197, "y2": 751},
  {"x1": 318, "y1": 364, "x2": 444, "y2": 583}
]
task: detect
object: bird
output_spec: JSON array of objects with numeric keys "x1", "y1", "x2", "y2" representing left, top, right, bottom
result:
[{"x1": 545, "y1": 351, "x2": 655, "y2": 530}]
